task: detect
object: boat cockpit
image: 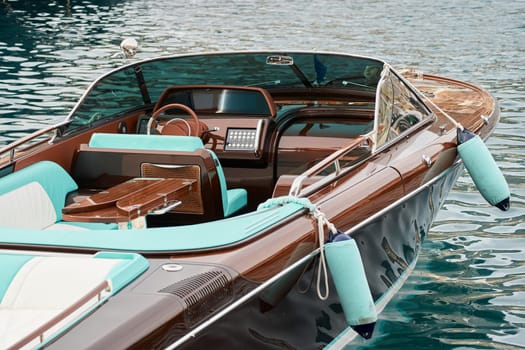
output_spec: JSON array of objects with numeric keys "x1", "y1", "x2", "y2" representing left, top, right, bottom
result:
[{"x1": 0, "y1": 52, "x2": 435, "y2": 229}]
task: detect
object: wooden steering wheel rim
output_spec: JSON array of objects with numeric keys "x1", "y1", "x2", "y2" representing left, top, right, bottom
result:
[{"x1": 149, "y1": 103, "x2": 201, "y2": 137}]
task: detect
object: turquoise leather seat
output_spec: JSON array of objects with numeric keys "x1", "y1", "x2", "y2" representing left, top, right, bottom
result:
[
  {"x1": 207, "y1": 150, "x2": 248, "y2": 217},
  {"x1": 88, "y1": 133, "x2": 204, "y2": 152}
]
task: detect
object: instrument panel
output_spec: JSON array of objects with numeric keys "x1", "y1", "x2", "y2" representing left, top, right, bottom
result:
[
  {"x1": 225, "y1": 128, "x2": 258, "y2": 151},
  {"x1": 208, "y1": 118, "x2": 272, "y2": 165},
  {"x1": 135, "y1": 114, "x2": 273, "y2": 165},
  {"x1": 224, "y1": 118, "x2": 264, "y2": 153}
]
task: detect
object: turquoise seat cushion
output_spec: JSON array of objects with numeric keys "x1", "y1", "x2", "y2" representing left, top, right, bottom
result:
[
  {"x1": 0, "y1": 254, "x2": 33, "y2": 302},
  {"x1": 0, "y1": 161, "x2": 117, "y2": 230},
  {"x1": 0, "y1": 252, "x2": 147, "y2": 305},
  {"x1": 65, "y1": 222, "x2": 119, "y2": 230},
  {"x1": 88, "y1": 133, "x2": 205, "y2": 152},
  {"x1": 207, "y1": 150, "x2": 247, "y2": 217},
  {"x1": 0, "y1": 251, "x2": 148, "y2": 349},
  {"x1": 224, "y1": 188, "x2": 248, "y2": 217},
  {"x1": 0, "y1": 161, "x2": 78, "y2": 221},
  {"x1": 0, "y1": 202, "x2": 305, "y2": 252}
]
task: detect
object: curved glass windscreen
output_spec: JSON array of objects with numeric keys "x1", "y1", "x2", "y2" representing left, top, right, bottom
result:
[
  {"x1": 374, "y1": 68, "x2": 433, "y2": 148},
  {"x1": 67, "y1": 52, "x2": 385, "y2": 128}
]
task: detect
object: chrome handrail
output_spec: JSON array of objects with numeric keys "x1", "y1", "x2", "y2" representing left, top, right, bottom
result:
[
  {"x1": 7, "y1": 280, "x2": 110, "y2": 350},
  {"x1": 0, "y1": 120, "x2": 70, "y2": 164},
  {"x1": 289, "y1": 134, "x2": 372, "y2": 197}
]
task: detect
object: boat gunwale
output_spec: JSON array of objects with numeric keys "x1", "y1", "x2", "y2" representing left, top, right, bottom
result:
[{"x1": 0, "y1": 153, "x2": 464, "y2": 256}]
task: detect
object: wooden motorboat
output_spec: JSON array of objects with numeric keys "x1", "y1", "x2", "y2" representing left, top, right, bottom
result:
[{"x1": 0, "y1": 51, "x2": 509, "y2": 349}]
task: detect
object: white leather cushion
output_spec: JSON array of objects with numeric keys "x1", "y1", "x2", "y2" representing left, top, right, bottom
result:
[
  {"x1": 1, "y1": 256, "x2": 118, "y2": 308},
  {"x1": 0, "y1": 309, "x2": 58, "y2": 349},
  {"x1": 0, "y1": 182, "x2": 57, "y2": 229},
  {"x1": 0, "y1": 256, "x2": 119, "y2": 349}
]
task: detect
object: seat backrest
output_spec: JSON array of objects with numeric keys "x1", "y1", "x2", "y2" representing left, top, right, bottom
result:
[
  {"x1": 81, "y1": 133, "x2": 238, "y2": 219},
  {"x1": 0, "y1": 161, "x2": 78, "y2": 227},
  {"x1": 206, "y1": 150, "x2": 232, "y2": 216},
  {"x1": 88, "y1": 133, "x2": 205, "y2": 151}
]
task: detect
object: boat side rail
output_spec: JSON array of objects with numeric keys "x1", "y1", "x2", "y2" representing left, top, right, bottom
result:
[
  {"x1": 0, "y1": 120, "x2": 71, "y2": 165},
  {"x1": 289, "y1": 134, "x2": 372, "y2": 196},
  {"x1": 8, "y1": 280, "x2": 110, "y2": 350}
]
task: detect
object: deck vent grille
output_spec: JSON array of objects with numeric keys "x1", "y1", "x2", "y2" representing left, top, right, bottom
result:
[{"x1": 159, "y1": 270, "x2": 231, "y2": 308}]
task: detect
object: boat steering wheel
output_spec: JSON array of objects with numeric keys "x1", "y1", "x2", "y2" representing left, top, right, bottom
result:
[{"x1": 147, "y1": 103, "x2": 207, "y2": 138}]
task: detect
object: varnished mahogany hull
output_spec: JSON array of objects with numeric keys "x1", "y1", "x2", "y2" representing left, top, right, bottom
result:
[
  {"x1": 45, "y1": 163, "x2": 463, "y2": 350},
  {"x1": 176, "y1": 165, "x2": 464, "y2": 350}
]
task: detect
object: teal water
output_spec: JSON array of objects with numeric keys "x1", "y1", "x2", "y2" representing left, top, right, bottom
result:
[{"x1": 1, "y1": 1, "x2": 524, "y2": 349}]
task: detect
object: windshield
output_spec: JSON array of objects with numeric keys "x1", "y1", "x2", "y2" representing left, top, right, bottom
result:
[
  {"x1": 66, "y1": 52, "x2": 385, "y2": 128},
  {"x1": 374, "y1": 67, "x2": 433, "y2": 148}
]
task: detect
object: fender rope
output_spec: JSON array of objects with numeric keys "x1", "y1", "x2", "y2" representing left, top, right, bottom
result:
[{"x1": 258, "y1": 196, "x2": 338, "y2": 300}]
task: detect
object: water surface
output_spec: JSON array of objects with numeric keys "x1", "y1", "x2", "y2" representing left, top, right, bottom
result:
[{"x1": 1, "y1": 1, "x2": 524, "y2": 348}]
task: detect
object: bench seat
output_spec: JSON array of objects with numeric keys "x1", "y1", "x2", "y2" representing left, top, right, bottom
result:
[
  {"x1": 0, "y1": 161, "x2": 117, "y2": 230},
  {"x1": 0, "y1": 252, "x2": 148, "y2": 349},
  {"x1": 83, "y1": 134, "x2": 247, "y2": 218}
]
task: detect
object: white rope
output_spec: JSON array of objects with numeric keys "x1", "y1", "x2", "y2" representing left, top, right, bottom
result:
[
  {"x1": 258, "y1": 195, "x2": 338, "y2": 300},
  {"x1": 312, "y1": 209, "x2": 337, "y2": 300}
]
